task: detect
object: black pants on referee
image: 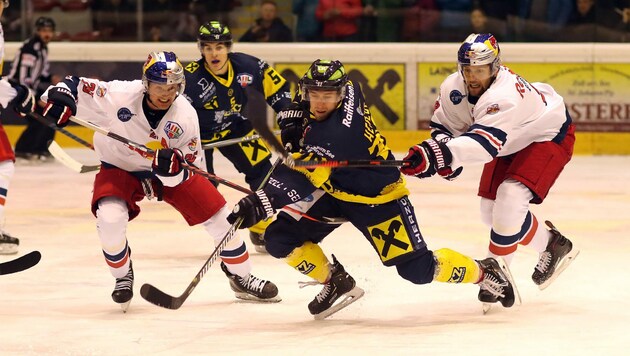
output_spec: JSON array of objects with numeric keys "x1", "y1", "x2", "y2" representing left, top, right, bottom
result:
[{"x1": 14, "y1": 105, "x2": 55, "y2": 157}]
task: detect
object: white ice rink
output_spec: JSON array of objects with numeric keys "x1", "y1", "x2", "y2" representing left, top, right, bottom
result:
[{"x1": 1, "y1": 150, "x2": 628, "y2": 355}]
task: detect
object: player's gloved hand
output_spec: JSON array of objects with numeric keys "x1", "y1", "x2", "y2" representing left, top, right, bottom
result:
[
  {"x1": 43, "y1": 86, "x2": 77, "y2": 127},
  {"x1": 227, "y1": 190, "x2": 275, "y2": 229},
  {"x1": 277, "y1": 102, "x2": 308, "y2": 153},
  {"x1": 8, "y1": 80, "x2": 35, "y2": 116},
  {"x1": 152, "y1": 148, "x2": 185, "y2": 176},
  {"x1": 400, "y1": 138, "x2": 454, "y2": 179}
]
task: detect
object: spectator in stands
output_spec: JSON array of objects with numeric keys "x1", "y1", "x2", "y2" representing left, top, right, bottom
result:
[
  {"x1": 8, "y1": 17, "x2": 59, "y2": 162},
  {"x1": 400, "y1": 0, "x2": 440, "y2": 42},
  {"x1": 434, "y1": 0, "x2": 473, "y2": 41},
  {"x1": 361, "y1": 0, "x2": 406, "y2": 42},
  {"x1": 293, "y1": 0, "x2": 321, "y2": 42},
  {"x1": 92, "y1": 0, "x2": 136, "y2": 41},
  {"x1": 469, "y1": 7, "x2": 507, "y2": 38},
  {"x1": 316, "y1": 0, "x2": 364, "y2": 41},
  {"x1": 546, "y1": 0, "x2": 574, "y2": 32},
  {"x1": 239, "y1": 0, "x2": 293, "y2": 42}
]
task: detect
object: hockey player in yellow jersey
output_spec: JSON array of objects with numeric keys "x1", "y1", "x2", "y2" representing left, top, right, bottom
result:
[
  {"x1": 227, "y1": 59, "x2": 520, "y2": 319},
  {"x1": 183, "y1": 21, "x2": 292, "y2": 254}
]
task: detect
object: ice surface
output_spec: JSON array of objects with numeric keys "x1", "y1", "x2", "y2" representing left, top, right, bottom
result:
[{"x1": 1, "y1": 150, "x2": 628, "y2": 355}]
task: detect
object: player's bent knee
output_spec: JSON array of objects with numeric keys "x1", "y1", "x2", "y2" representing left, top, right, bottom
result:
[{"x1": 395, "y1": 251, "x2": 435, "y2": 285}]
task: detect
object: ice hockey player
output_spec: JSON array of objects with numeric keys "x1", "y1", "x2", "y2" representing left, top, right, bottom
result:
[
  {"x1": 227, "y1": 59, "x2": 519, "y2": 319},
  {"x1": 399, "y1": 33, "x2": 579, "y2": 309},
  {"x1": 41, "y1": 51, "x2": 280, "y2": 311},
  {"x1": 0, "y1": 0, "x2": 36, "y2": 254},
  {"x1": 182, "y1": 20, "x2": 292, "y2": 253}
]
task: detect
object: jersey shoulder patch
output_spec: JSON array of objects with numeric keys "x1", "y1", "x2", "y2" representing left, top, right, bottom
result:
[{"x1": 185, "y1": 61, "x2": 200, "y2": 73}]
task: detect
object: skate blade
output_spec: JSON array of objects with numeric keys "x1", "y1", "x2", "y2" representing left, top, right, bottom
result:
[
  {"x1": 538, "y1": 248, "x2": 580, "y2": 291},
  {"x1": 496, "y1": 257, "x2": 522, "y2": 307},
  {"x1": 234, "y1": 292, "x2": 282, "y2": 303},
  {"x1": 253, "y1": 245, "x2": 268, "y2": 254},
  {"x1": 482, "y1": 302, "x2": 493, "y2": 314},
  {"x1": 314, "y1": 286, "x2": 365, "y2": 320},
  {"x1": 118, "y1": 300, "x2": 131, "y2": 313}
]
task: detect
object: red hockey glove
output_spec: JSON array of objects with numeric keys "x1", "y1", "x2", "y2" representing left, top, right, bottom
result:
[
  {"x1": 152, "y1": 148, "x2": 185, "y2": 176},
  {"x1": 400, "y1": 139, "x2": 453, "y2": 179},
  {"x1": 43, "y1": 86, "x2": 77, "y2": 127}
]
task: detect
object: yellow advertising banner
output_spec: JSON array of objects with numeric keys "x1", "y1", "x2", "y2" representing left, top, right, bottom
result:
[
  {"x1": 275, "y1": 63, "x2": 406, "y2": 130},
  {"x1": 418, "y1": 63, "x2": 630, "y2": 132}
]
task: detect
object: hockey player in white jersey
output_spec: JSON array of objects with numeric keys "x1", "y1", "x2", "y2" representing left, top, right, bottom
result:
[
  {"x1": 401, "y1": 33, "x2": 579, "y2": 307},
  {"x1": 0, "y1": 0, "x2": 36, "y2": 254},
  {"x1": 41, "y1": 51, "x2": 279, "y2": 311}
]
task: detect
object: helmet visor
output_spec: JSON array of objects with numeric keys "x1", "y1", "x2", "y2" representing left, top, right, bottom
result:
[{"x1": 301, "y1": 85, "x2": 345, "y2": 103}]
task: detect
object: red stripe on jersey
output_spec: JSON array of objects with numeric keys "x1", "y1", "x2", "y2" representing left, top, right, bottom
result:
[{"x1": 0, "y1": 197, "x2": 5, "y2": 206}]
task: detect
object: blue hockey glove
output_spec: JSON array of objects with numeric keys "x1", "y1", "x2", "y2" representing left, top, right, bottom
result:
[
  {"x1": 152, "y1": 148, "x2": 185, "y2": 176},
  {"x1": 227, "y1": 190, "x2": 275, "y2": 229},
  {"x1": 43, "y1": 86, "x2": 77, "y2": 127},
  {"x1": 8, "y1": 80, "x2": 35, "y2": 116}
]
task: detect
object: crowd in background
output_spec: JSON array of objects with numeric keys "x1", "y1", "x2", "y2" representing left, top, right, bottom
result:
[{"x1": 1, "y1": 0, "x2": 629, "y2": 43}]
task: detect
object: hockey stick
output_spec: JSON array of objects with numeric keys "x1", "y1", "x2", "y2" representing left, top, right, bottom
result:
[
  {"x1": 28, "y1": 112, "x2": 95, "y2": 149},
  {"x1": 47, "y1": 140, "x2": 100, "y2": 173},
  {"x1": 0, "y1": 251, "x2": 41, "y2": 275},
  {"x1": 294, "y1": 159, "x2": 411, "y2": 169},
  {"x1": 202, "y1": 134, "x2": 261, "y2": 150},
  {"x1": 67, "y1": 115, "x2": 255, "y2": 194},
  {"x1": 139, "y1": 156, "x2": 285, "y2": 309}
]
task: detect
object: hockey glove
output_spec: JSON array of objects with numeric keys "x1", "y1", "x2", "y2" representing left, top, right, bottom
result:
[
  {"x1": 43, "y1": 86, "x2": 77, "y2": 127},
  {"x1": 400, "y1": 138, "x2": 454, "y2": 179},
  {"x1": 152, "y1": 148, "x2": 185, "y2": 176},
  {"x1": 429, "y1": 131, "x2": 463, "y2": 180},
  {"x1": 8, "y1": 80, "x2": 35, "y2": 116},
  {"x1": 227, "y1": 190, "x2": 275, "y2": 229},
  {"x1": 277, "y1": 102, "x2": 308, "y2": 153}
]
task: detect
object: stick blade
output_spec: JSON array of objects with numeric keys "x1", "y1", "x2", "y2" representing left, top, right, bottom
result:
[
  {"x1": 140, "y1": 283, "x2": 183, "y2": 310},
  {"x1": 0, "y1": 251, "x2": 42, "y2": 275}
]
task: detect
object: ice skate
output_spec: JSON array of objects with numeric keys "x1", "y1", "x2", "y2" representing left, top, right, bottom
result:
[
  {"x1": 0, "y1": 232, "x2": 19, "y2": 255},
  {"x1": 220, "y1": 262, "x2": 281, "y2": 302},
  {"x1": 304, "y1": 255, "x2": 365, "y2": 320},
  {"x1": 112, "y1": 261, "x2": 134, "y2": 312},
  {"x1": 477, "y1": 257, "x2": 520, "y2": 312},
  {"x1": 249, "y1": 231, "x2": 267, "y2": 253},
  {"x1": 532, "y1": 221, "x2": 580, "y2": 290}
]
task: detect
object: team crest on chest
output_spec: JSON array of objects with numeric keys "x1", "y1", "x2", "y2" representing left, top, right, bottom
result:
[
  {"x1": 236, "y1": 73, "x2": 253, "y2": 87},
  {"x1": 117, "y1": 107, "x2": 135, "y2": 122},
  {"x1": 450, "y1": 90, "x2": 464, "y2": 105},
  {"x1": 164, "y1": 121, "x2": 184, "y2": 139}
]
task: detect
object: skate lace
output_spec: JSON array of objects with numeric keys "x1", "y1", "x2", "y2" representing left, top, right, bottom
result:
[
  {"x1": 479, "y1": 274, "x2": 507, "y2": 298},
  {"x1": 241, "y1": 274, "x2": 266, "y2": 293},
  {"x1": 115, "y1": 276, "x2": 133, "y2": 291},
  {"x1": 535, "y1": 251, "x2": 551, "y2": 273},
  {"x1": 298, "y1": 280, "x2": 331, "y2": 303}
]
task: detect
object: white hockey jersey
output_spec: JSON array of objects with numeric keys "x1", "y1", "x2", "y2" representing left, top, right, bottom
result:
[
  {"x1": 431, "y1": 66, "x2": 571, "y2": 169},
  {"x1": 41, "y1": 79, "x2": 203, "y2": 178},
  {"x1": 0, "y1": 22, "x2": 18, "y2": 109}
]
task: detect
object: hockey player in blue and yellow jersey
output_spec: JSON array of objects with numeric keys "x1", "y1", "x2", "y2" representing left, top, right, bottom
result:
[
  {"x1": 183, "y1": 21, "x2": 292, "y2": 253},
  {"x1": 226, "y1": 59, "x2": 521, "y2": 319}
]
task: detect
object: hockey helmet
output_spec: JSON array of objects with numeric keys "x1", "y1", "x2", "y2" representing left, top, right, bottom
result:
[
  {"x1": 142, "y1": 51, "x2": 186, "y2": 94},
  {"x1": 198, "y1": 21, "x2": 233, "y2": 45},
  {"x1": 299, "y1": 59, "x2": 348, "y2": 102},
  {"x1": 35, "y1": 16, "x2": 56, "y2": 31},
  {"x1": 457, "y1": 33, "x2": 501, "y2": 75}
]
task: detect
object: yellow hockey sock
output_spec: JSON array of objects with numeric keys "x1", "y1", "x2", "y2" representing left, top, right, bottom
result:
[
  {"x1": 285, "y1": 241, "x2": 331, "y2": 283},
  {"x1": 433, "y1": 248, "x2": 482, "y2": 284},
  {"x1": 249, "y1": 217, "x2": 273, "y2": 235}
]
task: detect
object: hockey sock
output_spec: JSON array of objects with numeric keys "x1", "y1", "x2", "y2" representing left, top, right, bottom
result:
[
  {"x1": 96, "y1": 197, "x2": 131, "y2": 278},
  {"x1": 285, "y1": 241, "x2": 331, "y2": 283},
  {"x1": 202, "y1": 206, "x2": 252, "y2": 277},
  {"x1": 519, "y1": 213, "x2": 551, "y2": 253},
  {"x1": 0, "y1": 161, "x2": 15, "y2": 229},
  {"x1": 433, "y1": 248, "x2": 481, "y2": 284}
]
